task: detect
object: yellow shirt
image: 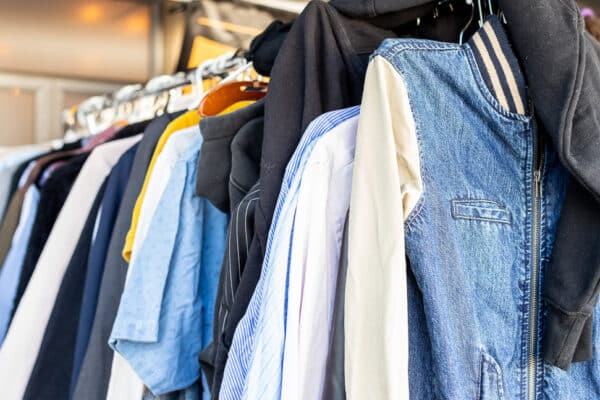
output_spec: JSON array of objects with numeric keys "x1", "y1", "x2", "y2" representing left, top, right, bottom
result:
[{"x1": 122, "y1": 101, "x2": 254, "y2": 262}]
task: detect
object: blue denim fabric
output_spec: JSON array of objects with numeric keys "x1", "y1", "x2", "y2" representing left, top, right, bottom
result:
[
  {"x1": 219, "y1": 107, "x2": 360, "y2": 400},
  {"x1": 369, "y1": 17, "x2": 599, "y2": 399},
  {"x1": 109, "y1": 132, "x2": 228, "y2": 396},
  {"x1": 0, "y1": 186, "x2": 39, "y2": 344}
]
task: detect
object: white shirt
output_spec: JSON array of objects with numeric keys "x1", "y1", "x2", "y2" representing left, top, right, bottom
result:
[
  {"x1": 280, "y1": 115, "x2": 358, "y2": 400},
  {"x1": 0, "y1": 135, "x2": 142, "y2": 400},
  {"x1": 106, "y1": 125, "x2": 200, "y2": 400},
  {"x1": 105, "y1": 354, "x2": 145, "y2": 400}
]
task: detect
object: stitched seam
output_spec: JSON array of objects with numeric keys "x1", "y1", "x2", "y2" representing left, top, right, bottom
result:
[
  {"x1": 477, "y1": 352, "x2": 484, "y2": 400},
  {"x1": 453, "y1": 215, "x2": 511, "y2": 225},
  {"x1": 557, "y1": 0, "x2": 579, "y2": 14},
  {"x1": 229, "y1": 176, "x2": 250, "y2": 193},
  {"x1": 464, "y1": 46, "x2": 530, "y2": 123},
  {"x1": 405, "y1": 196, "x2": 425, "y2": 232},
  {"x1": 559, "y1": 10, "x2": 586, "y2": 187},
  {"x1": 544, "y1": 297, "x2": 592, "y2": 318},
  {"x1": 452, "y1": 199, "x2": 505, "y2": 206},
  {"x1": 387, "y1": 58, "x2": 427, "y2": 233},
  {"x1": 482, "y1": 353, "x2": 505, "y2": 399},
  {"x1": 451, "y1": 200, "x2": 511, "y2": 224},
  {"x1": 376, "y1": 41, "x2": 529, "y2": 124},
  {"x1": 550, "y1": 316, "x2": 579, "y2": 367}
]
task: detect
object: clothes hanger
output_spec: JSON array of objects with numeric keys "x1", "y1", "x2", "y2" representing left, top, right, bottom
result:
[
  {"x1": 131, "y1": 75, "x2": 184, "y2": 122},
  {"x1": 77, "y1": 96, "x2": 110, "y2": 136},
  {"x1": 459, "y1": 0, "x2": 475, "y2": 45},
  {"x1": 112, "y1": 84, "x2": 143, "y2": 123},
  {"x1": 187, "y1": 51, "x2": 246, "y2": 111},
  {"x1": 198, "y1": 80, "x2": 268, "y2": 117},
  {"x1": 458, "y1": 0, "x2": 493, "y2": 44},
  {"x1": 196, "y1": 57, "x2": 268, "y2": 117}
]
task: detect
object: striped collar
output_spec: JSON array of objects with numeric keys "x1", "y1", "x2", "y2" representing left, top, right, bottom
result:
[{"x1": 467, "y1": 16, "x2": 529, "y2": 116}]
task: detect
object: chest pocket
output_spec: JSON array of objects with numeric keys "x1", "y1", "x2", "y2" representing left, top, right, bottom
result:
[{"x1": 451, "y1": 199, "x2": 511, "y2": 225}]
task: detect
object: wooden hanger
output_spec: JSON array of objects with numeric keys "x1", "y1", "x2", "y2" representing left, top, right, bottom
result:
[{"x1": 198, "y1": 81, "x2": 268, "y2": 117}]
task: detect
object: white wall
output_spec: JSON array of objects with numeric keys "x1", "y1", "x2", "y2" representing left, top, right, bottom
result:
[{"x1": 0, "y1": 72, "x2": 121, "y2": 145}]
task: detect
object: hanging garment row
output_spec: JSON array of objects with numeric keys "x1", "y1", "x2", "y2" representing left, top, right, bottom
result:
[{"x1": 0, "y1": 1, "x2": 599, "y2": 400}]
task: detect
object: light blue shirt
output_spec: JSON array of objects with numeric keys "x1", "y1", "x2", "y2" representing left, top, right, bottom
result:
[
  {"x1": 0, "y1": 185, "x2": 40, "y2": 344},
  {"x1": 219, "y1": 107, "x2": 360, "y2": 400},
  {"x1": 109, "y1": 130, "x2": 228, "y2": 396}
]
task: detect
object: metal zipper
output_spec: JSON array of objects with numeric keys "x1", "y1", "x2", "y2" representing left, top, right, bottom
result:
[{"x1": 527, "y1": 131, "x2": 544, "y2": 400}]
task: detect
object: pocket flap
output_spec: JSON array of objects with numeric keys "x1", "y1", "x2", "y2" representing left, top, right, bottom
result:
[{"x1": 451, "y1": 200, "x2": 511, "y2": 225}]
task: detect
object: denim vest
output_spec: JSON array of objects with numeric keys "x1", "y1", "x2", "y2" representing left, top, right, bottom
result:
[{"x1": 371, "y1": 17, "x2": 599, "y2": 399}]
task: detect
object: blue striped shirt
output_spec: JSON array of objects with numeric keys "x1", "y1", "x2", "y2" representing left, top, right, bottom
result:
[{"x1": 219, "y1": 107, "x2": 361, "y2": 400}]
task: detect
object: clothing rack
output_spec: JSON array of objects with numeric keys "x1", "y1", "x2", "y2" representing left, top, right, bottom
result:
[
  {"x1": 2, "y1": 2, "x2": 599, "y2": 399},
  {"x1": 68, "y1": 50, "x2": 251, "y2": 135}
]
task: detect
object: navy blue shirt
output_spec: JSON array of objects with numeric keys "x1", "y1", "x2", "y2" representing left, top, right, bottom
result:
[
  {"x1": 23, "y1": 179, "x2": 108, "y2": 400},
  {"x1": 69, "y1": 143, "x2": 139, "y2": 396}
]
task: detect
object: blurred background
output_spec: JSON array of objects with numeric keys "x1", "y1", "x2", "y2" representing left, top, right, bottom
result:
[
  {"x1": 0, "y1": 0, "x2": 598, "y2": 146},
  {"x1": 0, "y1": 0, "x2": 305, "y2": 146}
]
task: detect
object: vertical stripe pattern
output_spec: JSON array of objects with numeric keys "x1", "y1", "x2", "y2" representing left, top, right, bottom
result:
[
  {"x1": 468, "y1": 16, "x2": 528, "y2": 116},
  {"x1": 219, "y1": 107, "x2": 360, "y2": 400}
]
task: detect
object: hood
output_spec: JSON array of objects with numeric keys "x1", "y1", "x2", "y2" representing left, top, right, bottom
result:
[
  {"x1": 329, "y1": 0, "x2": 434, "y2": 17},
  {"x1": 499, "y1": 0, "x2": 600, "y2": 199}
]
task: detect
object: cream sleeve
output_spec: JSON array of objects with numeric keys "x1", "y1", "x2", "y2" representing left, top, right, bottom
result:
[{"x1": 345, "y1": 55, "x2": 424, "y2": 400}]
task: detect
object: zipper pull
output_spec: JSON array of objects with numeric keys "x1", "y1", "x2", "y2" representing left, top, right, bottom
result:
[{"x1": 534, "y1": 170, "x2": 542, "y2": 197}]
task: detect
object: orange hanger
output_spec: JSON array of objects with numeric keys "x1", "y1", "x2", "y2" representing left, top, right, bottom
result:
[{"x1": 198, "y1": 81, "x2": 268, "y2": 117}]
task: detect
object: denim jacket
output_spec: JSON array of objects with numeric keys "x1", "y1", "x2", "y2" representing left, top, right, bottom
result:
[{"x1": 347, "y1": 17, "x2": 600, "y2": 399}]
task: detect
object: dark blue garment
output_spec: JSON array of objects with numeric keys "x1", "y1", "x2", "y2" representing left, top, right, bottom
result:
[
  {"x1": 69, "y1": 143, "x2": 139, "y2": 397},
  {"x1": 23, "y1": 179, "x2": 108, "y2": 400}
]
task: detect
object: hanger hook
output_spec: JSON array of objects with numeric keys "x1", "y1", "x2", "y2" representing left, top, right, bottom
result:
[
  {"x1": 488, "y1": 0, "x2": 493, "y2": 15},
  {"x1": 459, "y1": 0, "x2": 475, "y2": 45},
  {"x1": 477, "y1": 0, "x2": 484, "y2": 27}
]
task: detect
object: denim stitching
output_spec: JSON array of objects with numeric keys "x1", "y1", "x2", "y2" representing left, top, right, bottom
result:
[
  {"x1": 405, "y1": 196, "x2": 426, "y2": 233},
  {"x1": 376, "y1": 40, "x2": 531, "y2": 126},
  {"x1": 477, "y1": 352, "x2": 484, "y2": 400},
  {"x1": 519, "y1": 124, "x2": 535, "y2": 399},
  {"x1": 374, "y1": 56, "x2": 427, "y2": 233},
  {"x1": 451, "y1": 199, "x2": 512, "y2": 225},
  {"x1": 479, "y1": 352, "x2": 506, "y2": 399},
  {"x1": 374, "y1": 39, "x2": 459, "y2": 62},
  {"x1": 453, "y1": 215, "x2": 512, "y2": 225}
]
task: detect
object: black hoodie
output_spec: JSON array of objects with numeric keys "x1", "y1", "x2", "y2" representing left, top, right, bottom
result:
[{"x1": 498, "y1": 0, "x2": 600, "y2": 370}]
